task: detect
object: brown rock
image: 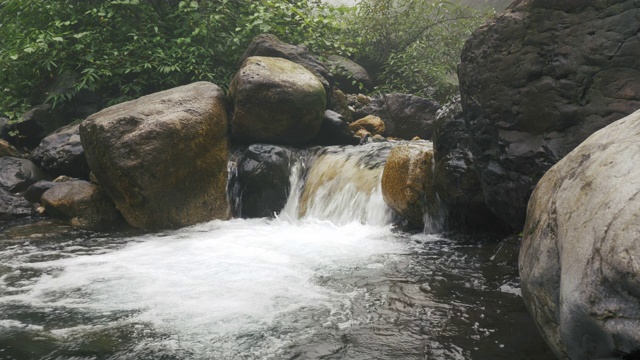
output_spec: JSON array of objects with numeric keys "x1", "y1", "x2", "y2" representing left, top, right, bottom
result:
[
  {"x1": 381, "y1": 142, "x2": 438, "y2": 227},
  {"x1": 349, "y1": 115, "x2": 385, "y2": 136},
  {"x1": 41, "y1": 180, "x2": 120, "y2": 229},
  {"x1": 80, "y1": 82, "x2": 230, "y2": 230},
  {"x1": 229, "y1": 56, "x2": 326, "y2": 145}
]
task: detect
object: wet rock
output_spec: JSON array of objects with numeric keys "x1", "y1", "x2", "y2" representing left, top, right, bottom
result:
[
  {"x1": 0, "y1": 139, "x2": 22, "y2": 158},
  {"x1": 520, "y1": 109, "x2": 640, "y2": 360},
  {"x1": 30, "y1": 123, "x2": 90, "y2": 179},
  {"x1": 0, "y1": 187, "x2": 36, "y2": 220},
  {"x1": 80, "y1": 82, "x2": 230, "y2": 230},
  {"x1": 311, "y1": 110, "x2": 358, "y2": 146},
  {"x1": 354, "y1": 93, "x2": 440, "y2": 140},
  {"x1": 381, "y1": 142, "x2": 438, "y2": 228},
  {"x1": 349, "y1": 115, "x2": 385, "y2": 136},
  {"x1": 0, "y1": 157, "x2": 50, "y2": 193},
  {"x1": 238, "y1": 34, "x2": 333, "y2": 96},
  {"x1": 326, "y1": 55, "x2": 374, "y2": 94},
  {"x1": 235, "y1": 144, "x2": 292, "y2": 218},
  {"x1": 11, "y1": 104, "x2": 69, "y2": 149},
  {"x1": 41, "y1": 180, "x2": 121, "y2": 229},
  {"x1": 432, "y1": 97, "x2": 506, "y2": 232},
  {"x1": 24, "y1": 180, "x2": 57, "y2": 203},
  {"x1": 459, "y1": 0, "x2": 640, "y2": 230},
  {"x1": 229, "y1": 56, "x2": 326, "y2": 145}
]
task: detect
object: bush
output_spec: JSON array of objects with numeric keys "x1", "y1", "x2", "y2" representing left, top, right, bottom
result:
[
  {"x1": 345, "y1": 0, "x2": 490, "y2": 102},
  {"x1": 0, "y1": 0, "x2": 351, "y2": 121}
]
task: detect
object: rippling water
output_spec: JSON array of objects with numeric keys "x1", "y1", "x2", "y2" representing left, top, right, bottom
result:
[
  {"x1": 0, "y1": 219, "x2": 551, "y2": 360},
  {"x1": 0, "y1": 143, "x2": 553, "y2": 359}
]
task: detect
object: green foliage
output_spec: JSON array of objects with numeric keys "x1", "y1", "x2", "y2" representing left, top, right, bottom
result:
[
  {"x1": 0, "y1": 0, "x2": 351, "y2": 121},
  {"x1": 345, "y1": 0, "x2": 490, "y2": 101}
]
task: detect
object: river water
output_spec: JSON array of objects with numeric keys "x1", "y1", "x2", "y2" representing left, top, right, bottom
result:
[{"x1": 0, "y1": 143, "x2": 553, "y2": 359}]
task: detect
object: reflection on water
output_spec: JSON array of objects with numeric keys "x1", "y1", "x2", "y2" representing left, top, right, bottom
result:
[{"x1": 0, "y1": 219, "x2": 552, "y2": 360}]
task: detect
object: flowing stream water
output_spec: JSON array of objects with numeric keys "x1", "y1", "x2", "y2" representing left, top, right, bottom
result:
[{"x1": 0, "y1": 143, "x2": 553, "y2": 359}]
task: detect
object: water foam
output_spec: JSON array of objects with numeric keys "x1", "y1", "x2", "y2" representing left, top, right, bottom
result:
[{"x1": 0, "y1": 218, "x2": 403, "y2": 358}]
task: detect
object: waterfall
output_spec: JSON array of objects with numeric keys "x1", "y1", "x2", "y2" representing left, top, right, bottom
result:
[{"x1": 279, "y1": 142, "x2": 397, "y2": 226}]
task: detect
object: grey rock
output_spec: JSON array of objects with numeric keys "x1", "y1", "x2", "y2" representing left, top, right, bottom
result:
[
  {"x1": 235, "y1": 144, "x2": 293, "y2": 218},
  {"x1": 30, "y1": 123, "x2": 90, "y2": 179},
  {"x1": 326, "y1": 55, "x2": 374, "y2": 94},
  {"x1": 0, "y1": 157, "x2": 50, "y2": 193},
  {"x1": 432, "y1": 97, "x2": 506, "y2": 232},
  {"x1": 354, "y1": 93, "x2": 441, "y2": 140},
  {"x1": 459, "y1": 0, "x2": 640, "y2": 229},
  {"x1": 520, "y1": 109, "x2": 640, "y2": 360},
  {"x1": 0, "y1": 187, "x2": 36, "y2": 220},
  {"x1": 24, "y1": 180, "x2": 57, "y2": 203},
  {"x1": 311, "y1": 110, "x2": 358, "y2": 146}
]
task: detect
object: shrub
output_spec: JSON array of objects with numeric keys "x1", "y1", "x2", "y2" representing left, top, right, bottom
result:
[
  {"x1": 345, "y1": 0, "x2": 490, "y2": 102},
  {"x1": 0, "y1": 0, "x2": 351, "y2": 121}
]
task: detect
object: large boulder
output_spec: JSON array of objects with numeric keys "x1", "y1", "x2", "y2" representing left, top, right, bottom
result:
[
  {"x1": 381, "y1": 141, "x2": 440, "y2": 229},
  {"x1": 238, "y1": 34, "x2": 333, "y2": 96},
  {"x1": 41, "y1": 180, "x2": 121, "y2": 229},
  {"x1": 354, "y1": 93, "x2": 441, "y2": 140},
  {"x1": 229, "y1": 56, "x2": 326, "y2": 145},
  {"x1": 30, "y1": 123, "x2": 90, "y2": 179},
  {"x1": 520, "y1": 109, "x2": 640, "y2": 359},
  {"x1": 80, "y1": 82, "x2": 230, "y2": 230},
  {"x1": 0, "y1": 188, "x2": 35, "y2": 221},
  {"x1": 234, "y1": 144, "x2": 293, "y2": 218},
  {"x1": 459, "y1": 0, "x2": 640, "y2": 230},
  {"x1": 0, "y1": 157, "x2": 50, "y2": 193},
  {"x1": 325, "y1": 55, "x2": 374, "y2": 94},
  {"x1": 432, "y1": 97, "x2": 506, "y2": 232}
]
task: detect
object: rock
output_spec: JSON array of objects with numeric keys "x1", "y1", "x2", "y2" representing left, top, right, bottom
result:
[
  {"x1": 12, "y1": 104, "x2": 69, "y2": 149},
  {"x1": 520, "y1": 109, "x2": 640, "y2": 360},
  {"x1": 0, "y1": 139, "x2": 22, "y2": 157},
  {"x1": 432, "y1": 96, "x2": 506, "y2": 232},
  {"x1": 229, "y1": 56, "x2": 326, "y2": 145},
  {"x1": 24, "y1": 180, "x2": 57, "y2": 203},
  {"x1": 349, "y1": 115, "x2": 385, "y2": 136},
  {"x1": 0, "y1": 157, "x2": 50, "y2": 193},
  {"x1": 30, "y1": 123, "x2": 90, "y2": 179},
  {"x1": 329, "y1": 87, "x2": 352, "y2": 122},
  {"x1": 238, "y1": 34, "x2": 333, "y2": 97},
  {"x1": 80, "y1": 82, "x2": 230, "y2": 230},
  {"x1": 0, "y1": 187, "x2": 35, "y2": 220},
  {"x1": 311, "y1": 110, "x2": 357, "y2": 146},
  {"x1": 41, "y1": 180, "x2": 121, "y2": 229},
  {"x1": 354, "y1": 93, "x2": 440, "y2": 140},
  {"x1": 326, "y1": 55, "x2": 374, "y2": 94},
  {"x1": 381, "y1": 142, "x2": 438, "y2": 228},
  {"x1": 235, "y1": 144, "x2": 293, "y2": 218},
  {"x1": 458, "y1": 0, "x2": 640, "y2": 230}
]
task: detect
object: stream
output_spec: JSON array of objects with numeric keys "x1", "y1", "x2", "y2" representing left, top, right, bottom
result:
[{"x1": 0, "y1": 142, "x2": 553, "y2": 359}]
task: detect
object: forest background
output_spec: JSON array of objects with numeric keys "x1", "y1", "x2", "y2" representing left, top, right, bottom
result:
[{"x1": 0, "y1": 0, "x2": 512, "y2": 125}]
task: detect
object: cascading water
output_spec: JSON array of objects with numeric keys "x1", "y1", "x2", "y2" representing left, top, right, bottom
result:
[{"x1": 0, "y1": 142, "x2": 553, "y2": 359}]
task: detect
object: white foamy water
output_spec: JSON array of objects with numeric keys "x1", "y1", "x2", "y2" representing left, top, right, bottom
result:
[{"x1": 0, "y1": 218, "x2": 404, "y2": 358}]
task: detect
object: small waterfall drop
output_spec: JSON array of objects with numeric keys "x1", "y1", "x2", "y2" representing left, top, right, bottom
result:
[{"x1": 279, "y1": 142, "x2": 397, "y2": 226}]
